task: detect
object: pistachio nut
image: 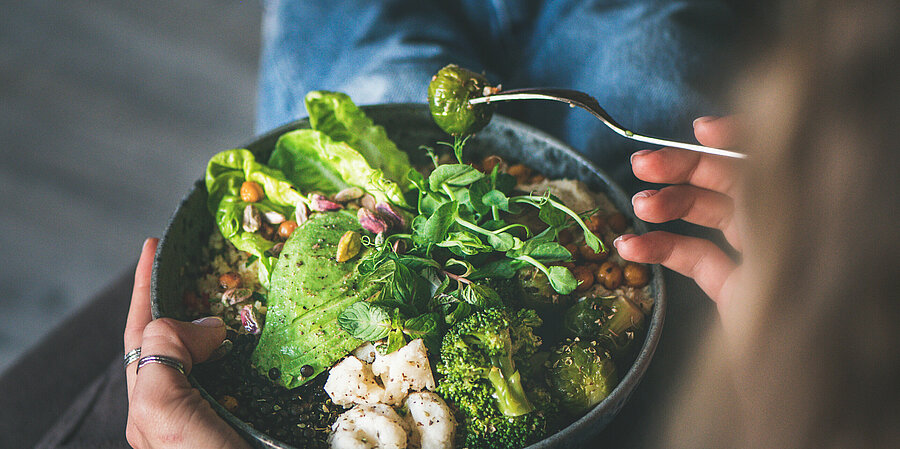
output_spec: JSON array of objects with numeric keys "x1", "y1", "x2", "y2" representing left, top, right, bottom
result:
[
  {"x1": 263, "y1": 210, "x2": 286, "y2": 225},
  {"x1": 240, "y1": 304, "x2": 261, "y2": 334},
  {"x1": 309, "y1": 193, "x2": 342, "y2": 212},
  {"x1": 357, "y1": 208, "x2": 389, "y2": 234},
  {"x1": 360, "y1": 193, "x2": 377, "y2": 212},
  {"x1": 295, "y1": 200, "x2": 309, "y2": 224},
  {"x1": 375, "y1": 202, "x2": 406, "y2": 228},
  {"x1": 336, "y1": 230, "x2": 362, "y2": 262},
  {"x1": 223, "y1": 287, "x2": 253, "y2": 305},
  {"x1": 242, "y1": 205, "x2": 261, "y2": 232},
  {"x1": 332, "y1": 187, "x2": 364, "y2": 203}
]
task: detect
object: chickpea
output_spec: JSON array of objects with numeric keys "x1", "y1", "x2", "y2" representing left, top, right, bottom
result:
[
  {"x1": 278, "y1": 220, "x2": 299, "y2": 239},
  {"x1": 218, "y1": 272, "x2": 242, "y2": 290},
  {"x1": 624, "y1": 262, "x2": 651, "y2": 287},
  {"x1": 578, "y1": 239, "x2": 609, "y2": 262},
  {"x1": 506, "y1": 163, "x2": 532, "y2": 184},
  {"x1": 585, "y1": 212, "x2": 606, "y2": 232},
  {"x1": 557, "y1": 228, "x2": 574, "y2": 245},
  {"x1": 240, "y1": 181, "x2": 264, "y2": 203},
  {"x1": 481, "y1": 155, "x2": 504, "y2": 173},
  {"x1": 607, "y1": 212, "x2": 628, "y2": 233},
  {"x1": 218, "y1": 395, "x2": 239, "y2": 413},
  {"x1": 596, "y1": 261, "x2": 624, "y2": 289},
  {"x1": 528, "y1": 174, "x2": 546, "y2": 184},
  {"x1": 565, "y1": 243, "x2": 579, "y2": 259},
  {"x1": 571, "y1": 266, "x2": 595, "y2": 292}
]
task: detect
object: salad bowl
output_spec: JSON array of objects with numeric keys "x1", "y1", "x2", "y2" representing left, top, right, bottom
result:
[{"x1": 151, "y1": 103, "x2": 666, "y2": 448}]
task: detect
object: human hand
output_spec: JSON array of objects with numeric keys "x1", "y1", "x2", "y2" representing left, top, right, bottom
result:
[
  {"x1": 614, "y1": 116, "x2": 743, "y2": 321},
  {"x1": 124, "y1": 238, "x2": 250, "y2": 449}
]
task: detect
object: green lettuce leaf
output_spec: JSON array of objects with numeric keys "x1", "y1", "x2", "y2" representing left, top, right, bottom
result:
[
  {"x1": 305, "y1": 91, "x2": 413, "y2": 188},
  {"x1": 270, "y1": 129, "x2": 408, "y2": 207}
]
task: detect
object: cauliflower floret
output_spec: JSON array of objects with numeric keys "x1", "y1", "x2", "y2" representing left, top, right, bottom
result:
[
  {"x1": 403, "y1": 392, "x2": 456, "y2": 449},
  {"x1": 372, "y1": 339, "x2": 436, "y2": 405},
  {"x1": 325, "y1": 355, "x2": 385, "y2": 407},
  {"x1": 330, "y1": 403, "x2": 409, "y2": 449}
]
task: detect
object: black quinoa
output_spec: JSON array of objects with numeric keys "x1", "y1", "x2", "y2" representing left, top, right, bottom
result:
[{"x1": 193, "y1": 333, "x2": 340, "y2": 449}]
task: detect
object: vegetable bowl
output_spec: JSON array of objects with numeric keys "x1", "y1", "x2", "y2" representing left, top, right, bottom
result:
[{"x1": 151, "y1": 102, "x2": 665, "y2": 449}]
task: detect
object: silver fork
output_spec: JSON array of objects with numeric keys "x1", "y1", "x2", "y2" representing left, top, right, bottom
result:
[{"x1": 469, "y1": 88, "x2": 747, "y2": 159}]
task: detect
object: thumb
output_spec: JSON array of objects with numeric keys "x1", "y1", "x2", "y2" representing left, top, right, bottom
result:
[{"x1": 138, "y1": 316, "x2": 226, "y2": 376}]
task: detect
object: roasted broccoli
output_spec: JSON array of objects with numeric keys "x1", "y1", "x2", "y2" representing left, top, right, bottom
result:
[
  {"x1": 562, "y1": 295, "x2": 646, "y2": 359},
  {"x1": 451, "y1": 381, "x2": 555, "y2": 449},
  {"x1": 437, "y1": 308, "x2": 535, "y2": 416},
  {"x1": 546, "y1": 338, "x2": 618, "y2": 416}
]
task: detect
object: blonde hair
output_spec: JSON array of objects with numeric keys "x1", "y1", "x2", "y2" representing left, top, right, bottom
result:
[{"x1": 665, "y1": 1, "x2": 900, "y2": 447}]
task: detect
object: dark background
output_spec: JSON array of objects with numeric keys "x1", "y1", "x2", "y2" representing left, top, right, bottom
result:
[{"x1": 0, "y1": 0, "x2": 262, "y2": 374}]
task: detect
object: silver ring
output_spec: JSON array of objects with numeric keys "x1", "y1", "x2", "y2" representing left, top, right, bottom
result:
[
  {"x1": 136, "y1": 355, "x2": 186, "y2": 376},
  {"x1": 124, "y1": 347, "x2": 142, "y2": 368}
]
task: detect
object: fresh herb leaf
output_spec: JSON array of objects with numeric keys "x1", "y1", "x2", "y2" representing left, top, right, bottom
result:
[
  {"x1": 428, "y1": 164, "x2": 484, "y2": 191},
  {"x1": 337, "y1": 302, "x2": 392, "y2": 341},
  {"x1": 420, "y1": 201, "x2": 458, "y2": 244}
]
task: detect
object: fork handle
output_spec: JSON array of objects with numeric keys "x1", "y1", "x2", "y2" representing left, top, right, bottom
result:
[{"x1": 470, "y1": 89, "x2": 747, "y2": 159}]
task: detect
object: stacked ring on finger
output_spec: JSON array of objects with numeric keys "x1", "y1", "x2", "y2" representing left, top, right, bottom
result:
[
  {"x1": 123, "y1": 347, "x2": 142, "y2": 367},
  {"x1": 136, "y1": 355, "x2": 186, "y2": 376}
]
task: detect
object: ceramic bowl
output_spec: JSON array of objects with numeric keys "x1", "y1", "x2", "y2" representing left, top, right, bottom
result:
[{"x1": 151, "y1": 103, "x2": 665, "y2": 448}]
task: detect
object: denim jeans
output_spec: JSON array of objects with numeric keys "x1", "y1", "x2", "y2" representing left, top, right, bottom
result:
[{"x1": 256, "y1": 0, "x2": 736, "y2": 190}]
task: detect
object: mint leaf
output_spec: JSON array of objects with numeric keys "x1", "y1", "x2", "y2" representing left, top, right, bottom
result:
[{"x1": 338, "y1": 302, "x2": 392, "y2": 341}]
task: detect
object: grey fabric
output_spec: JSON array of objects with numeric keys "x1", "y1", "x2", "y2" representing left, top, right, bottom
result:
[{"x1": 0, "y1": 271, "x2": 132, "y2": 449}]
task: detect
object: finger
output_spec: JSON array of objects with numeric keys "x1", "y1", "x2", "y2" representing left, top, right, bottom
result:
[
  {"x1": 692, "y1": 115, "x2": 741, "y2": 148},
  {"x1": 614, "y1": 231, "x2": 737, "y2": 305},
  {"x1": 136, "y1": 317, "x2": 226, "y2": 381},
  {"x1": 632, "y1": 186, "x2": 741, "y2": 250},
  {"x1": 631, "y1": 147, "x2": 740, "y2": 196},
  {"x1": 125, "y1": 238, "x2": 158, "y2": 400}
]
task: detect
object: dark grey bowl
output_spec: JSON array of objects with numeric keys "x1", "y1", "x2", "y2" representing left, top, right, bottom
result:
[{"x1": 151, "y1": 104, "x2": 665, "y2": 449}]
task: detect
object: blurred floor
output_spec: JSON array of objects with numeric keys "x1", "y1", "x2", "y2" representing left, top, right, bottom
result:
[{"x1": 0, "y1": 0, "x2": 261, "y2": 374}]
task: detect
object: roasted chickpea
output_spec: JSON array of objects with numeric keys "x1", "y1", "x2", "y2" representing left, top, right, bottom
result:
[
  {"x1": 565, "y1": 243, "x2": 579, "y2": 259},
  {"x1": 557, "y1": 228, "x2": 574, "y2": 245},
  {"x1": 624, "y1": 262, "x2": 651, "y2": 287},
  {"x1": 578, "y1": 240, "x2": 609, "y2": 262},
  {"x1": 218, "y1": 272, "x2": 242, "y2": 290},
  {"x1": 596, "y1": 261, "x2": 624, "y2": 289},
  {"x1": 571, "y1": 266, "x2": 595, "y2": 292},
  {"x1": 607, "y1": 212, "x2": 628, "y2": 233},
  {"x1": 585, "y1": 212, "x2": 606, "y2": 232},
  {"x1": 218, "y1": 395, "x2": 239, "y2": 413},
  {"x1": 240, "y1": 181, "x2": 264, "y2": 203},
  {"x1": 507, "y1": 163, "x2": 533, "y2": 184},
  {"x1": 278, "y1": 220, "x2": 299, "y2": 239},
  {"x1": 528, "y1": 174, "x2": 546, "y2": 184}
]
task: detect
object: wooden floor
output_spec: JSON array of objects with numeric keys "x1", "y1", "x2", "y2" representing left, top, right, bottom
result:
[{"x1": 0, "y1": 0, "x2": 262, "y2": 373}]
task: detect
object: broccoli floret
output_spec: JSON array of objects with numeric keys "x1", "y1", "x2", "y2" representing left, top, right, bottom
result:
[
  {"x1": 442, "y1": 380, "x2": 554, "y2": 449},
  {"x1": 562, "y1": 295, "x2": 646, "y2": 359},
  {"x1": 437, "y1": 308, "x2": 534, "y2": 417},
  {"x1": 437, "y1": 307, "x2": 553, "y2": 449}
]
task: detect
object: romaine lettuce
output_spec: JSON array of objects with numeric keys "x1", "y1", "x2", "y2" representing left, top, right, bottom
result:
[{"x1": 305, "y1": 91, "x2": 413, "y2": 189}]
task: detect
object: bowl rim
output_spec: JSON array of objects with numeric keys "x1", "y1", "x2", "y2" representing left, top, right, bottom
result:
[{"x1": 151, "y1": 103, "x2": 666, "y2": 449}]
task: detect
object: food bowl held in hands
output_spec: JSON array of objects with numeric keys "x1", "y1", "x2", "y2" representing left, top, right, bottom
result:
[{"x1": 151, "y1": 103, "x2": 665, "y2": 449}]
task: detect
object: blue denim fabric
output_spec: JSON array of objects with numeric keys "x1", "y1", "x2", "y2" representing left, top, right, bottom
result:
[{"x1": 256, "y1": 0, "x2": 735, "y2": 189}]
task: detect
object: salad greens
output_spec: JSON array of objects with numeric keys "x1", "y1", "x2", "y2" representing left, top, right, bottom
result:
[{"x1": 304, "y1": 91, "x2": 413, "y2": 188}]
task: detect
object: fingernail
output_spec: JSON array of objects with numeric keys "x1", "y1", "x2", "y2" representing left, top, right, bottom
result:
[
  {"x1": 630, "y1": 149, "x2": 653, "y2": 164},
  {"x1": 693, "y1": 116, "x2": 718, "y2": 127},
  {"x1": 631, "y1": 190, "x2": 658, "y2": 208},
  {"x1": 192, "y1": 316, "x2": 224, "y2": 327},
  {"x1": 207, "y1": 339, "x2": 233, "y2": 362},
  {"x1": 142, "y1": 238, "x2": 152, "y2": 250},
  {"x1": 613, "y1": 234, "x2": 636, "y2": 248}
]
